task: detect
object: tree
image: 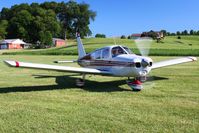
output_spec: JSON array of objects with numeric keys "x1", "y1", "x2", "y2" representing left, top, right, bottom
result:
[
  {"x1": 0, "y1": 20, "x2": 8, "y2": 39},
  {"x1": 181, "y1": 30, "x2": 188, "y2": 35},
  {"x1": 95, "y1": 34, "x2": 106, "y2": 38},
  {"x1": 184, "y1": 30, "x2": 188, "y2": 35},
  {"x1": 121, "y1": 35, "x2": 126, "y2": 39},
  {"x1": 190, "y1": 30, "x2": 194, "y2": 35},
  {"x1": 0, "y1": 8, "x2": 11, "y2": 20},
  {"x1": 176, "y1": 31, "x2": 181, "y2": 35},
  {"x1": 7, "y1": 10, "x2": 33, "y2": 41},
  {"x1": 38, "y1": 31, "x2": 53, "y2": 48},
  {"x1": 167, "y1": 32, "x2": 171, "y2": 36},
  {"x1": 170, "y1": 33, "x2": 176, "y2": 36},
  {"x1": 45, "y1": 31, "x2": 53, "y2": 47},
  {"x1": 148, "y1": 30, "x2": 157, "y2": 39},
  {"x1": 56, "y1": 1, "x2": 96, "y2": 38},
  {"x1": 127, "y1": 35, "x2": 131, "y2": 39},
  {"x1": 2, "y1": 4, "x2": 61, "y2": 47},
  {"x1": 0, "y1": 1, "x2": 96, "y2": 48}
]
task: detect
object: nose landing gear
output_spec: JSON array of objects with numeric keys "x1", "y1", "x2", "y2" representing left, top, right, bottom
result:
[{"x1": 126, "y1": 77, "x2": 143, "y2": 91}]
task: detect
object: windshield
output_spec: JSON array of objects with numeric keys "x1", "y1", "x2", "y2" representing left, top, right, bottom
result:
[
  {"x1": 112, "y1": 46, "x2": 127, "y2": 57},
  {"x1": 123, "y1": 46, "x2": 133, "y2": 54}
]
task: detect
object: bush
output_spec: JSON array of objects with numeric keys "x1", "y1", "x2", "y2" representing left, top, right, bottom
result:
[
  {"x1": 120, "y1": 35, "x2": 126, "y2": 39},
  {"x1": 38, "y1": 31, "x2": 53, "y2": 48},
  {"x1": 177, "y1": 36, "x2": 181, "y2": 39},
  {"x1": 127, "y1": 35, "x2": 131, "y2": 39}
]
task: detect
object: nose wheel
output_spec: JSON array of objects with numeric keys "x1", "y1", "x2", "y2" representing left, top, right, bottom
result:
[{"x1": 126, "y1": 77, "x2": 143, "y2": 91}]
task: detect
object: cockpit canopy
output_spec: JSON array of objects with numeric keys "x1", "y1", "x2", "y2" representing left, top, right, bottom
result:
[{"x1": 90, "y1": 45, "x2": 133, "y2": 60}]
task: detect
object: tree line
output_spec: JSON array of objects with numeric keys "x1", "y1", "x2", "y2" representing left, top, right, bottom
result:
[
  {"x1": 95, "y1": 29, "x2": 199, "y2": 40},
  {"x1": 167, "y1": 30, "x2": 199, "y2": 36},
  {"x1": 0, "y1": 1, "x2": 96, "y2": 48}
]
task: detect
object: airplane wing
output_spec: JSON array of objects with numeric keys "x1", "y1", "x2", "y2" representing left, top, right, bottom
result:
[
  {"x1": 4, "y1": 60, "x2": 111, "y2": 75},
  {"x1": 151, "y1": 56, "x2": 197, "y2": 69}
]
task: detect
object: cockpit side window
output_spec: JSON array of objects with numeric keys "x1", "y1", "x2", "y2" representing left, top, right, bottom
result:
[
  {"x1": 102, "y1": 48, "x2": 109, "y2": 59},
  {"x1": 95, "y1": 50, "x2": 101, "y2": 59},
  {"x1": 91, "y1": 49, "x2": 101, "y2": 60},
  {"x1": 112, "y1": 46, "x2": 126, "y2": 57}
]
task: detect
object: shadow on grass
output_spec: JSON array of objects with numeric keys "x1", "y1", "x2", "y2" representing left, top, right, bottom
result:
[
  {"x1": 0, "y1": 75, "x2": 130, "y2": 93},
  {"x1": 146, "y1": 76, "x2": 169, "y2": 82},
  {"x1": 0, "y1": 75, "x2": 168, "y2": 94}
]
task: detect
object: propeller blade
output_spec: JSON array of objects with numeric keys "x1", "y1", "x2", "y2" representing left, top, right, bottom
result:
[{"x1": 134, "y1": 37, "x2": 152, "y2": 56}]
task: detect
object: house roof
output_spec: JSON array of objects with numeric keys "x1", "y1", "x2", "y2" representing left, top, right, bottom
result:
[
  {"x1": 131, "y1": 34, "x2": 141, "y2": 37},
  {"x1": 52, "y1": 38, "x2": 65, "y2": 41},
  {"x1": 0, "y1": 39, "x2": 26, "y2": 44}
]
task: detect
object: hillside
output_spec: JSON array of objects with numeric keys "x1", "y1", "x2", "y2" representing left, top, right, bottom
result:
[{"x1": 2, "y1": 36, "x2": 199, "y2": 56}]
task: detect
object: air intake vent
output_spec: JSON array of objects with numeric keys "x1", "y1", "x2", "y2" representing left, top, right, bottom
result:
[{"x1": 135, "y1": 62, "x2": 141, "y2": 68}]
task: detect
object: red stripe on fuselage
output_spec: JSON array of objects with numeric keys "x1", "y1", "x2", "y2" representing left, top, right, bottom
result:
[{"x1": 80, "y1": 60, "x2": 134, "y2": 67}]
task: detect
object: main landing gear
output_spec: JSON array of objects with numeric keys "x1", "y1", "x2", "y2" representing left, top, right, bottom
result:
[
  {"x1": 76, "y1": 74, "x2": 86, "y2": 87},
  {"x1": 126, "y1": 77, "x2": 144, "y2": 91}
]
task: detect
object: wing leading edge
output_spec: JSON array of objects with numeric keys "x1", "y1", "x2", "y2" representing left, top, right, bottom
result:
[
  {"x1": 151, "y1": 56, "x2": 197, "y2": 69},
  {"x1": 4, "y1": 60, "x2": 111, "y2": 75}
]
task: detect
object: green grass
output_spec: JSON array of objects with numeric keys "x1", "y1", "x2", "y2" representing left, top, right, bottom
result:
[
  {"x1": 2, "y1": 35, "x2": 199, "y2": 56},
  {"x1": 0, "y1": 55, "x2": 198, "y2": 132}
]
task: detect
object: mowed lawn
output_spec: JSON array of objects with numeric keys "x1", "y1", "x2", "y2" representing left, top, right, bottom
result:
[{"x1": 0, "y1": 55, "x2": 198, "y2": 132}]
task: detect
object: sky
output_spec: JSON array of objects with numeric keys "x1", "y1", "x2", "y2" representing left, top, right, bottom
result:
[{"x1": 0, "y1": 0, "x2": 199, "y2": 37}]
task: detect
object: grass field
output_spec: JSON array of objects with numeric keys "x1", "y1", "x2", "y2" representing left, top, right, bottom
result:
[
  {"x1": 0, "y1": 55, "x2": 198, "y2": 132},
  {"x1": 2, "y1": 36, "x2": 199, "y2": 56}
]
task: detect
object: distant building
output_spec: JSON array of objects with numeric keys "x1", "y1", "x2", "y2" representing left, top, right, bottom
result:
[
  {"x1": 0, "y1": 39, "x2": 27, "y2": 49},
  {"x1": 52, "y1": 38, "x2": 66, "y2": 47},
  {"x1": 131, "y1": 34, "x2": 142, "y2": 39},
  {"x1": 155, "y1": 31, "x2": 164, "y2": 39},
  {"x1": 141, "y1": 31, "x2": 164, "y2": 39}
]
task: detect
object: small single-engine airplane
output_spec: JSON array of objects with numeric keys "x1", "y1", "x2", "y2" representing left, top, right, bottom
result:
[{"x1": 4, "y1": 34, "x2": 197, "y2": 91}]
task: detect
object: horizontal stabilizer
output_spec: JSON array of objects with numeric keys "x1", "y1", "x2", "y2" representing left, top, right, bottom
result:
[{"x1": 54, "y1": 60, "x2": 77, "y2": 63}]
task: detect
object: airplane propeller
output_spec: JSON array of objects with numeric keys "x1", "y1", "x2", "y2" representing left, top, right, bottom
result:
[
  {"x1": 134, "y1": 37, "x2": 153, "y2": 68},
  {"x1": 134, "y1": 37, "x2": 152, "y2": 57}
]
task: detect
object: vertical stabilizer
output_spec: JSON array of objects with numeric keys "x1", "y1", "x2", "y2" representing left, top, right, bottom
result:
[{"x1": 76, "y1": 33, "x2": 86, "y2": 58}]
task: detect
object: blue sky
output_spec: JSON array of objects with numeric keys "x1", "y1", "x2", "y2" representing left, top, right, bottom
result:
[{"x1": 0, "y1": 0, "x2": 199, "y2": 36}]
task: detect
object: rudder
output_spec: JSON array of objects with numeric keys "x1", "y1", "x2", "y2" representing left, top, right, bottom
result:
[{"x1": 76, "y1": 33, "x2": 86, "y2": 59}]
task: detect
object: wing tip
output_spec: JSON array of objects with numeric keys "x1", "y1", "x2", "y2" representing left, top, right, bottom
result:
[
  {"x1": 4, "y1": 60, "x2": 19, "y2": 67},
  {"x1": 188, "y1": 56, "x2": 197, "y2": 61}
]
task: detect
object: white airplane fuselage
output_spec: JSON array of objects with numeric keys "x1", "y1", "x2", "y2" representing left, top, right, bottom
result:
[{"x1": 78, "y1": 45, "x2": 153, "y2": 77}]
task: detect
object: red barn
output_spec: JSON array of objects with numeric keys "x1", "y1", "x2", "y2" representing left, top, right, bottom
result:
[
  {"x1": 131, "y1": 34, "x2": 141, "y2": 39},
  {"x1": 0, "y1": 39, "x2": 26, "y2": 49},
  {"x1": 53, "y1": 38, "x2": 66, "y2": 47}
]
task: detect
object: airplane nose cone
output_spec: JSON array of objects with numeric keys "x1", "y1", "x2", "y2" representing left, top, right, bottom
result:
[{"x1": 139, "y1": 70, "x2": 148, "y2": 76}]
